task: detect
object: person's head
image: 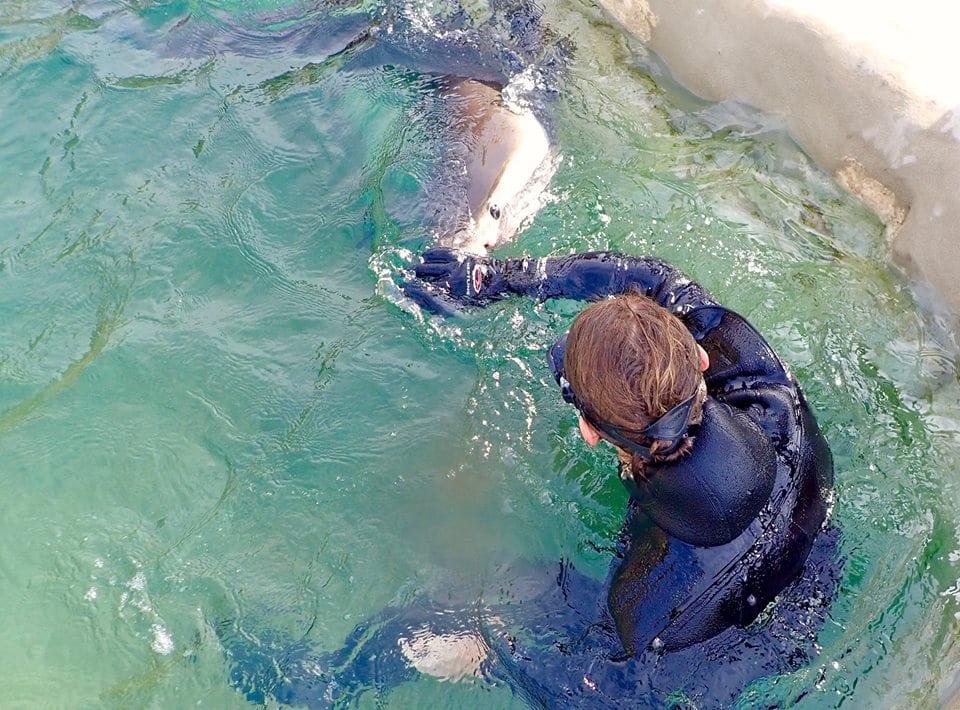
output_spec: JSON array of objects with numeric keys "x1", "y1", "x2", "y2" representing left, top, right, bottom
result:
[{"x1": 563, "y1": 292, "x2": 708, "y2": 475}]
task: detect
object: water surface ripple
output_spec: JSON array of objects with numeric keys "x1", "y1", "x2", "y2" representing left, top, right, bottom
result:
[{"x1": 2, "y1": 1, "x2": 959, "y2": 707}]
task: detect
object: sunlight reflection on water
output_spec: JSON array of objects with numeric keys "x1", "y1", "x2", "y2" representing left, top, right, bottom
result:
[{"x1": 1, "y1": 0, "x2": 960, "y2": 707}]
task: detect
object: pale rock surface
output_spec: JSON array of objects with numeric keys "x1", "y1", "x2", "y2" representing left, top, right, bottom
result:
[{"x1": 598, "y1": 0, "x2": 960, "y2": 314}]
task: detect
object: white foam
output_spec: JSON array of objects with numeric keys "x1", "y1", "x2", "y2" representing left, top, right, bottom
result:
[{"x1": 150, "y1": 623, "x2": 175, "y2": 655}]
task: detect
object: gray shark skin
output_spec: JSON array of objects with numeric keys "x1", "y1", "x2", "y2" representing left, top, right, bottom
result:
[
  {"x1": 434, "y1": 78, "x2": 557, "y2": 255},
  {"x1": 79, "y1": 1, "x2": 565, "y2": 255}
]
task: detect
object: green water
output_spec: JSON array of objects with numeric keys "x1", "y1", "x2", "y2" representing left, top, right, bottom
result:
[{"x1": 3, "y1": 1, "x2": 960, "y2": 707}]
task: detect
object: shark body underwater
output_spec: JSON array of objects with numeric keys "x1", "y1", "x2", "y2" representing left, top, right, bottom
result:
[
  {"x1": 105, "y1": 0, "x2": 559, "y2": 256},
  {"x1": 430, "y1": 76, "x2": 555, "y2": 254}
]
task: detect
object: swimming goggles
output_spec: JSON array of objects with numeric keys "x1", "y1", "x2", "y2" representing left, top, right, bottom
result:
[{"x1": 547, "y1": 333, "x2": 697, "y2": 462}]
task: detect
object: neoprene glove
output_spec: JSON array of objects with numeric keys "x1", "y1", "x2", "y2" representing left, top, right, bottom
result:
[{"x1": 403, "y1": 247, "x2": 510, "y2": 314}]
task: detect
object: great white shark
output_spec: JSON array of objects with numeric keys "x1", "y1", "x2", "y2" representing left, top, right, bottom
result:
[
  {"x1": 434, "y1": 78, "x2": 557, "y2": 255},
  {"x1": 84, "y1": 2, "x2": 562, "y2": 256}
]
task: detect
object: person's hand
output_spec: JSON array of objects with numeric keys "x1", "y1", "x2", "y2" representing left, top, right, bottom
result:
[{"x1": 402, "y1": 247, "x2": 508, "y2": 314}]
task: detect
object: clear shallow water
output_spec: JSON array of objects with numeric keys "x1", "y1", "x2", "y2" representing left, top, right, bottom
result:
[{"x1": 3, "y1": 1, "x2": 960, "y2": 707}]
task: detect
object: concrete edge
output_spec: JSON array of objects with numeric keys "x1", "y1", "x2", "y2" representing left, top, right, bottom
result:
[{"x1": 597, "y1": 0, "x2": 960, "y2": 318}]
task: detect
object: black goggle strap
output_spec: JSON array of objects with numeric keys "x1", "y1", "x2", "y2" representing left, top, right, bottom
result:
[
  {"x1": 547, "y1": 333, "x2": 697, "y2": 461},
  {"x1": 596, "y1": 393, "x2": 698, "y2": 460}
]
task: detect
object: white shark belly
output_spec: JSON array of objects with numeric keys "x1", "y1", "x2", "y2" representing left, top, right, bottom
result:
[{"x1": 436, "y1": 79, "x2": 556, "y2": 255}]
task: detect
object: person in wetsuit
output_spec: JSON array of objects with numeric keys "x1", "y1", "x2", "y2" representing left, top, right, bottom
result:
[
  {"x1": 408, "y1": 247, "x2": 836, "y2": 654},
  {"x1": 221, "y1": 248, "x2": 840, "y2": 708}
]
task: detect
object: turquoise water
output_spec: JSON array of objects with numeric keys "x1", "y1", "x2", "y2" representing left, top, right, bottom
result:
[{"x1": 3, "y1": 1, "x2": 960, "y2": 707}]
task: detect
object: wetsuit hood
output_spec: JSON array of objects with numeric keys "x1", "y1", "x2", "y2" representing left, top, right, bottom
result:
[{"x1": 623, "y1": 398, "x2": 777, "y2": 548}]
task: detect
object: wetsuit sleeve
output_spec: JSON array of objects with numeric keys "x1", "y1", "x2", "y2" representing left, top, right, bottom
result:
[
  {"x1": 502, "y1": 251, "x2": 799, "y2": 440},
  {"x1": 503, "y1": 251, "x2": 719, "y2": 315},
  {"x1": 503, "y1": 251, "x2": 803, "y2": 457},
  {"x1": 683, "y1": 306, "x2": 798, "y2": 447}
]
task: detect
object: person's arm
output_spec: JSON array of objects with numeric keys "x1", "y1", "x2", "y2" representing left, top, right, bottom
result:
[
  {"x1": 502, "y1": 251, "x2": 719, "y2": 314},
  {"x1": 407, "y1": 247, "x2": 800, "y2": 442},
  {"x1": 516, "y1": 252, "x2": 804, "y2": 449},
  {"x1": 405, "y1": 248, "x2": 719, "y2": 316}
]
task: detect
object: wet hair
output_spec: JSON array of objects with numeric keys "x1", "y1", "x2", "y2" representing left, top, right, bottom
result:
[{"x1": 564, "y1": 293, "x2": 705, "y2": 476}]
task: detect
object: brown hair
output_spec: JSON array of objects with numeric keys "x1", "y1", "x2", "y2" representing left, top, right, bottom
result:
[{"x1": 564, "y1": 293, "x2": 705, "y2": 477}]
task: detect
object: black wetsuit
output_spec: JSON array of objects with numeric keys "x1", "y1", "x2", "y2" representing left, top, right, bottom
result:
[
  {"x1": 499, "y1": 251, "x2": 835, "y2": 654},
  {"x1": 221, "y1": 252, "x2": 839, "y2": 708}
]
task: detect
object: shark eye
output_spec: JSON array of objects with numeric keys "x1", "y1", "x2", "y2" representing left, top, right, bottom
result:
[{"x1": 489, "y1": 205, "x2": 501, "y2": 220}]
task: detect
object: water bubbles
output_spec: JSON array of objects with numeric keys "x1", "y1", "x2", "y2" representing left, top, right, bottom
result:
[
  {"x1": 150, "y1": 623, "x2": 175, "y2": 655},
  {"x1": 127, "y1": 571, "x2": 146, "y2": 592},
  {"x1": 502, "y1": 65, "x2": 545, "y2": 113},
  {"x1": 940, "y1": 581, "x2": 960, "y2": 603}
]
